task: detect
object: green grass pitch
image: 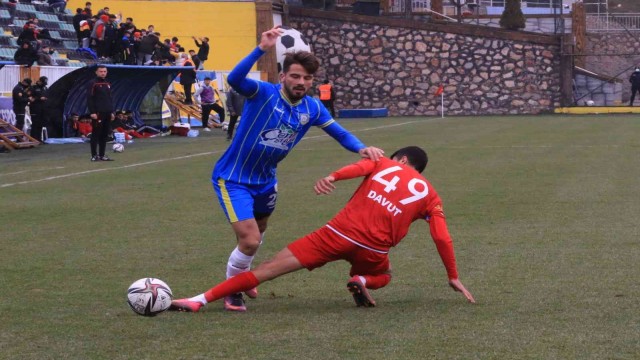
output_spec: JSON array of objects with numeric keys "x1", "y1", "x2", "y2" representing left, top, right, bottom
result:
[{"x1": 1, "y1": 114, "x2": 639, "y2": 359}]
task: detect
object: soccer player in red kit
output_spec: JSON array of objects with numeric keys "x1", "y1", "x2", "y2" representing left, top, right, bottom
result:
[{"x1": 170, "y1": 146, "x2": 475, "y2": 312}]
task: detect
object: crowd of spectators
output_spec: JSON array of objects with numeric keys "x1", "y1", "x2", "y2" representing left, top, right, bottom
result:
[
  {"x1": 10, "y1": 1, "x2": 211, "y2": 68},
  {"x1": 69, "y1": 2, "x2": 210, "y2": 66}
]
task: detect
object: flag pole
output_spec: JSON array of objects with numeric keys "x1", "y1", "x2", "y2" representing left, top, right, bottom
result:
[{"x1": 441, "y1": 92, "x2": 444, "y2": 118}]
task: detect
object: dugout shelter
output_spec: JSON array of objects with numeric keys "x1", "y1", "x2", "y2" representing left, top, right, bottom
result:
[{"x1": 46, "y1": 64, "x2": 193, "y2": 136}]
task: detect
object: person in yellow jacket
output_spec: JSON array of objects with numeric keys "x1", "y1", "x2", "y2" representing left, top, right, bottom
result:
[{"x1": 318, "y1": 79, "x2": 336, "y2": 118}]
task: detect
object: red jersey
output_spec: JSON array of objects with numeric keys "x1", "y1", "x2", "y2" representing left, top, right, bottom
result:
[{"x1": 326, "y1": 158, "x2": 458, "y2": 279}]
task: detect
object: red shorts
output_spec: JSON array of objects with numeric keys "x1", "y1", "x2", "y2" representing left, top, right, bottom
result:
[{"x1": 287, "y1": 226, "x2": 390, "y2": 277}]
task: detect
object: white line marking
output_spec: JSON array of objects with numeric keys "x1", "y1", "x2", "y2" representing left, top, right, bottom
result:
[
  {"x1": 1, "y1": 120, "x2": 418, "y2": 189},
  {"x1": 0, "y1": 166, "x2": 65, "y2": 177},
  {"x1": 0, "y1": 118, "x2": 616, "y2": 188}
]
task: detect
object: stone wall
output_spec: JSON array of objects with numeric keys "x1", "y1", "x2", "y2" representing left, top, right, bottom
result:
[
  {"x1": 289, "y1": 10, "x2": 562, "y2": 116},
  {"x1": 584, "y1": 31, "x2": 640, "y2": 103}
]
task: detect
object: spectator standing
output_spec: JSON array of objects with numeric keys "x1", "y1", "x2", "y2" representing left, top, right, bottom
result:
[
  {"x1": 91, "y1": 14, "x2": 109, "y2": 58},
  {"x1": 318, "y1": 79, "x2": 336, "y2": 118},
  {"x1": 12, "y1": 78, "x2": 31, "y2": 132},
  {"x1": 629, "y1": 67, "x2": 640, "y2": 106},
  {"x1": 193, "y1": 36, "x2": 209, "y2": 69},
  {"x1": 87, "y1": 66, "x2": 114, "y2": 161},
  {"x1": 225, "y1": 87, "x2": 245, "y2": 140},
  {"x1": 72, "y1": 8, "x2": 88, "y2": 46},
  {"x1": 137, "y1": 31, "x2": 161, "y2": 65},
  {"x1": 180, "y1": 54, "x2": 197, "y2": 105},
  {"x1": 188, "y1": 49, "x2": 201, "y2": 70},
  {"x1": 194, "y1": 76, "x2": 225, "y2": 130},
  {"x1": 84, "y1": 1, "x2": 93, "y2": 17},
  {"x1": 29, "y1": 76, "x2": 49, "y2": 142},
  {"x1": 48, "y1": 0, "x2": 68, "y2": 14},
  {"x1": 78, "y1": 20, "x2": 91, "y2": 48},
  {"x1": 7, "y1": 0, "x2": 17, "y2": 27}
]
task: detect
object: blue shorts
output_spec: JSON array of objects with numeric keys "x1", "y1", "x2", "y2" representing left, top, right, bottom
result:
[{"x1": 213, "y1": 178, "x2": 278, "y2": 223}]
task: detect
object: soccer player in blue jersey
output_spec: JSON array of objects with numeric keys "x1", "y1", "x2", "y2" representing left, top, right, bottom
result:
[{"x1": 210, "y1": 26, "x2": 384, "y2": 311}]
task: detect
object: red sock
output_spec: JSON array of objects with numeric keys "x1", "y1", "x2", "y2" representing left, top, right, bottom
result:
[
  {"x1": 204, "y1": 272, "x2": 260, "y2": 303},
  {"x1": 363, "y1": 274, "x2": 391, "y2": 289}
]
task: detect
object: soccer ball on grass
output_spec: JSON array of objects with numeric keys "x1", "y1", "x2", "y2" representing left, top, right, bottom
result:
[
  {"x1": 275, "y1": 26, "x2": 312, "y2": 73},
  {"x1": 127, "y1": 278, "x2": 173, "y2": 316},
  {"x1": 112, "y1": 143, "x2": 124, "y2": 153}
]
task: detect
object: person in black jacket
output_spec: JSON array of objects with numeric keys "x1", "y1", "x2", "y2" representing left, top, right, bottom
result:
[
  {"x1": 87, "y1": 65, "x2": 115, "y2": 161},
  {"x1": 29, "y1": 76, "x2": 49, "y2": 142},
  {"x1": 12, "y1": 78, "x2": 32, "y2": 132},
  {"x1": 629, "y1": 68, "x2": 640, "y2": 106},
  {"x1": 180, "y1": 54, "x2": 197, "y2": 104},
  {"x1": 192, "y1": 36, "x2": 209, "y2": 69},
  {"x1": 14, "y1": 43, "x2": 38, "y2": 67}
]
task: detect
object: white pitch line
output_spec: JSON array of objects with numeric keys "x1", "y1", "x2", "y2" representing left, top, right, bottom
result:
[
  {"x1": 0, "y1": 166, "x2": 66, "y2": 177},
  {"x1": 0, "y1": 120, "x2": 422, "y2": 188}
]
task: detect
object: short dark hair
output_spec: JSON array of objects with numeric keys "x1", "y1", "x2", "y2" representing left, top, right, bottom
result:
[
  {"x1": 203, "y1": 37, "x2": 209, "y2": 42},
  {"x1": 204, "y1": 77, "x2": 212, "y2": 80},
  {"x1": 390, "y1": 146, "x2": 428, "y2": 173},
  {"x1": 85, "y1": 1, "x2": 92, "y2": 5},
  {"x1": 283, "y1": 51, "x2": 319, "y2": 75},
  {"x1": 95, "y1": 65, "x2": 107, "y2": 71},
  {"x1": 171, "y1": 37, "x2": 178, "y2": 42},
  {"x1": 22, "y1": 78, "x2": 32, "y2": 85},
  {"x1": 126, "y1": 17, "x2": 133, "y2": 22}
]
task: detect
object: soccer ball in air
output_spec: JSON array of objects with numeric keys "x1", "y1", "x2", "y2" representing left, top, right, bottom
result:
[
  {"x1": 112, "y1": 143, "x2": 124, "y2": 153},
  {"x1": 275, "y1": 26, "x2": 312, "y2": 73},
  {"x1": 585, "y1": 100, "x2": 595, "y2": 106},
  {"x1": 126, "y1": 278, "x2": 173, "y2": 316}
]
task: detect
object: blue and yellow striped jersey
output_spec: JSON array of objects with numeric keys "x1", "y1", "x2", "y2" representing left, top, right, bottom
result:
[{"x1": 213, "y1": 82, "x2": 336, "y2": 185}]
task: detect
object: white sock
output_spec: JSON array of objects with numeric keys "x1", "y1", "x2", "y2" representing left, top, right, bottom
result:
[
  {"x1": 226, "y1": 246, "x2": 254, "y2": 279},
  {"x1": 188, "y1": 294, "x2": 207, "y2": 305}
]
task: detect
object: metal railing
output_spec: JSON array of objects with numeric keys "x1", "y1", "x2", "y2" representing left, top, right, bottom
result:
[
  {"x1": 387, "y1": 0, "x2": 431, "y2": 14},
  {"x1": 587, "y1": 13, "x2": 640, "y2": 32}
]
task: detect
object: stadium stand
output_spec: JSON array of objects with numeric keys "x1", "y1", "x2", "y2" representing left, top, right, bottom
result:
[{"x1": 0, "y1": 0, "x2": 96, "y2": 66}]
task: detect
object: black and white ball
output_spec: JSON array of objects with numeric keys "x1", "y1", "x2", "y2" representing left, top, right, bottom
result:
[
  {"x1": 112, "y1": 143, "x2": 124, "y2": 153},
  {"x1": 127, "y1": 278, "x2": 173, "y2": 316},
  {"x1": 275, "y1": 26, "x2": 312, "y2": 73}
]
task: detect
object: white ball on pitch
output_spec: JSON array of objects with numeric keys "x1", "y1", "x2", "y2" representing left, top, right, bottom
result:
[
  {"x1": 112, "y1": 143, "x2": 124, "y2": 153},
  {"x1": 127, "y1": 278, "x2": 173, "y2": 316},
  {"x1": 275, "y1": 26, "x2": 312, "y2": 73},
  {"x1": 586, "y1": 100, "x2": 595, "y2": 106}
]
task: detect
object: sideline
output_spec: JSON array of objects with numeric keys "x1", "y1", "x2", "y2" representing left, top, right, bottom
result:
[{"x1": 0, "y1": 120, "x2": 425, "y2": 188}]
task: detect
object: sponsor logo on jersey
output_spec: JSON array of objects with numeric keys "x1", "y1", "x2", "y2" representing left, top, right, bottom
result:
[
  {"x1": 299, "y1": 113, "x2": 310, "y2": 125},
  {"x1": 259, "y1": 124, "x2": 297, "y2": 150}
]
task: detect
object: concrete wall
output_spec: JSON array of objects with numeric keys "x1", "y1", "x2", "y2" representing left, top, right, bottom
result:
[{"x1": 289, "y1": 9, "x2": 562, "y2": 116}]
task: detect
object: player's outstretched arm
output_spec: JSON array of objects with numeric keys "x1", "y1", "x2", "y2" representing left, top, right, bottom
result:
[
  {"x1": 448, "y1": 278, "x2": 476, "y2": 303},
  {"x1": 314, "y1": 175, "x2": 336, "y2": 195}
]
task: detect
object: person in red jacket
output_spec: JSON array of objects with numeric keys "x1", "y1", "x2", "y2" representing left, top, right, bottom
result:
[{"x1": 170, "y1": 146, "x2": 475, "y2": 312}]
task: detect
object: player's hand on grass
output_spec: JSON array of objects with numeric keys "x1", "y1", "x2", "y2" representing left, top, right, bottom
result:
[
  {"x1": 258, "y1": 25, "x2": 284, "y2": 51},
  {"x1": 359, "y1": 146, "x2": 384, "y2": 161},
  {"x1": 314, "y1": 176, "x2": 336, "y2": 195},
  {"x1": 448, "y1": 278, "x2": 476, "y2": 304}
]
